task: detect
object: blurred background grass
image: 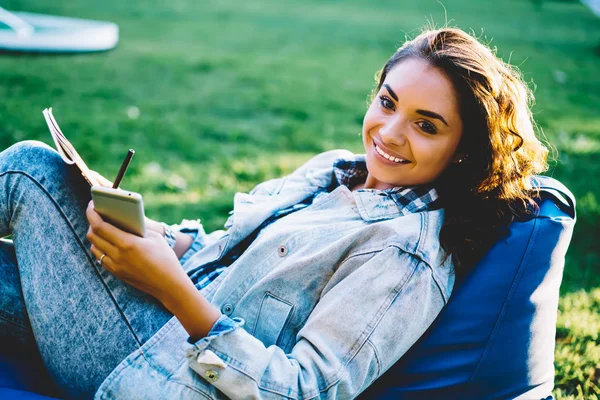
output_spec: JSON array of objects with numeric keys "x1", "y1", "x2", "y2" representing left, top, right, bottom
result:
[{"x1": 0, "y1": 0, "x2": 598, "y2": 398}]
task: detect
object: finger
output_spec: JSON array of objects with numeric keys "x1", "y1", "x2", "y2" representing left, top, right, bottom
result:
[
  {"x1": 89, "y1": 170, "x2": 114, "y2": 188},
  {"x1": 90, "y1": 243, "x2": 102, "y2": 260},
  {"x1": 86, "y1": 202, "x2": 135, "y2": 247},
  {"x1": 87, "y1": 228, "x2": 118, "y2": 257},
  {"x1": 86, "y1": 201, "x2": 103, "y2": 228},
  {"x1": 90, "y1": 244, "x2": 113, "y2": 270},
  {"x1": 97, "y1": 174, "x2": 114, "y2": 188}
]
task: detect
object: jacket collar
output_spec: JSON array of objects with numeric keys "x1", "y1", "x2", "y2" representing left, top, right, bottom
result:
[{"x1": 332, "y1": 155, "x2": 440, "y2": 220}]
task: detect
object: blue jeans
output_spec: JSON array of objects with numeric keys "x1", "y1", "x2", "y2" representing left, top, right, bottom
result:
[{"x1": 0, "y1": 140, "x2": 173, "y2": 399}]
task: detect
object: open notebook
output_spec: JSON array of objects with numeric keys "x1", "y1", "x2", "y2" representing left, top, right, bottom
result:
[{"x1": 42, "y1": 107, "x2": 101, "y2": 186}]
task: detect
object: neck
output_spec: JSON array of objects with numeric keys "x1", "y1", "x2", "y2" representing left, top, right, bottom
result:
[{"x1": 354, "y1": 174, "x2": 396, "y2": 191}]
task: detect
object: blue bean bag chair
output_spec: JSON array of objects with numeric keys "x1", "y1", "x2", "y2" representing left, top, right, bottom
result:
[
  {"x1": 0, "y1": 340, "x2": 60, "y2": 399},
  {"x1": 0, "y1": 176, "x2": 575, "y2": 400},
  {"x1": 361, "y1": 175, "x2": 575, "y2": 400}
]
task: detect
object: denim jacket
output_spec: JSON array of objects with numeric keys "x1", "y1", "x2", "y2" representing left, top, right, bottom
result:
[{"x1": 95, "y1": 150, "x2": 455, "y2": 400}]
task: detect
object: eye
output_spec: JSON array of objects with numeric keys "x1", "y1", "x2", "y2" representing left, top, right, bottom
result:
[
  {"x1": 378, "y1": 95, "x2": 395, "y2": 111},
  {"x1": 418, "y1": 120, "x2": 438, "y2": 135}
]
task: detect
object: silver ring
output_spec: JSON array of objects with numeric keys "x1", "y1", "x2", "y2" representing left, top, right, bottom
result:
[{"x1": 97, "y1": 253, "x2": 107, "y2": 266}]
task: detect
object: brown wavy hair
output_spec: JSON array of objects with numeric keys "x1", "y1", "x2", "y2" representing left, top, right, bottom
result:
[{"x1": 374, "y1": 27, "x2": 549, "y2": 276}]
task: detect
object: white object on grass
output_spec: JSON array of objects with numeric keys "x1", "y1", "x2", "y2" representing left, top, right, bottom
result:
[
  {"x1": 581, "y1": 0, "x2": 600, "y2": 18},
  {"x1": 0, "y1": 7, "x2": 118, "y2": 52}
]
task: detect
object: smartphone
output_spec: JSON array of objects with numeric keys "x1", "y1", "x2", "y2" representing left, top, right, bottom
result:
[{"x1": 91, "y1": 186, "x2": 146, "y2": 237}]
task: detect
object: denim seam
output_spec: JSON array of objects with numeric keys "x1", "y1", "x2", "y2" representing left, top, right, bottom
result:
[
  {"x1": 416, "y1": 211, "x2": 426, "y2": 255},
  {"x1": 464, "y1": 217, "x2": 540, "y2": 392},
  {"x1": 252, "y1": 291, "x2": 295, "y2": 344},
  {"x1": 336, "y1": 244, "x2": 387, "y2": 266},
  {"x1": 365, "y1": 338, "x2": 382, "y2": 377},
  {"x1": 416, "y1": 252, "x2": 450, "y2": 306},
  {"x1": 0, "y1": 308, "x2": 28, "y2": 330},
  {"x1": 414, "y1": 212, "x2": 450, "y2": 304}
]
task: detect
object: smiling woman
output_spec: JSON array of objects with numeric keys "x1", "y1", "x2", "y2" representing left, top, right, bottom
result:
[
  {"x1": 356, "y1": 29, "x2": 549, "y2": 273},
  {"x1": 0, "y1": 27, "x2": 550, "y2": 399},
  {"x1": 359, "y1": 58, "x2": 464, "y2": 190}
]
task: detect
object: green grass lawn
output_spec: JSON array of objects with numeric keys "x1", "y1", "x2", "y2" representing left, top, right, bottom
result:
[{"x1": 1, "y1": 0, "x2": 598, "y2": 397}]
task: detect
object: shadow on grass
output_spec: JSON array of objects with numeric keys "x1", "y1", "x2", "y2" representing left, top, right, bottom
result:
[{"x1": 0, "y1": 49, "x2": 114, "y2": 57}]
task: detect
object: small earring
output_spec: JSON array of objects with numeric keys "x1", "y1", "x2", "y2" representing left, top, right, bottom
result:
[{"x1": 456, "y1": 155, "x2": 468, "y2": 164}]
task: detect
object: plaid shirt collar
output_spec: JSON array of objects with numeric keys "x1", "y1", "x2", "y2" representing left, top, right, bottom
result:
[{"x1": 332, "y1": 155, "x2": 440, "y2": 215}]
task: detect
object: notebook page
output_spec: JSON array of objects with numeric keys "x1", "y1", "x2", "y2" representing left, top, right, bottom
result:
[{"x1": 42, "y1": 108, "x2": 100, "y2": 186}]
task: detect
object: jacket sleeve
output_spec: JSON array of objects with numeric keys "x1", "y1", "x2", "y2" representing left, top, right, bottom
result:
[
  {"x1": 183, "y1": 247, "x2": 450, "y2": 399},
  {"x1": 247, "y1": 149, "x2": 355, "y2": 197},
  {"x1": 167, "y1": 219, "x2": 227, "y2": 265},
  {"x1": 174, "y1": 149, "x2": 353, "y2": 260},
  {"x1": 166, "y1": 152, "x2": 321, "y2": 260}
]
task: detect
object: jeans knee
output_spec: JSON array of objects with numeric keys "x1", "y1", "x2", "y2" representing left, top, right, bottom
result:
[
  {"x1": 2, "y1": 140, "x2": 63, "y2": 171},
  {"x1": 6, "y1": 140, "x2": 55, "y2": 158}
]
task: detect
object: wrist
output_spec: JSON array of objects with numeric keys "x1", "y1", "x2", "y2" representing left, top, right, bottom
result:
[
  {"x1": 161, "y1": 223, "x2": 177, "y2": 249},
  {"x1": 160, "y1": 278, "x2": 221, "y2": 339},
  {"x1": 173, "y1": 231, "x2": 194, "y2": 259},
  {"x1": 157, "y1": 275, "x2": 194, "y2": 311},
  {"x1": 145, "y1": 218, "x2": 164, "y2": 234}
]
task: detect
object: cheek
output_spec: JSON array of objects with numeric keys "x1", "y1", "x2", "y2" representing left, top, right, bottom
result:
[
  {"x1": 440, "y1": 141, "x2": 459, "y2": 162},
  {"x1": 416, "y1": 138, "x2": 459, "y2": 169},
  {"x1": 362, "y1": 111, "x2": 375, "y2": 145},
  {"x1": 362, "y1": 102, "x2": 379, "y2": 130}
]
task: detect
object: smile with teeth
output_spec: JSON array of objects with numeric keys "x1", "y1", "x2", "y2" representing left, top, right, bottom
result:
[{"x1": 375, "y1": 145, "x2": 410, "y2": 164}]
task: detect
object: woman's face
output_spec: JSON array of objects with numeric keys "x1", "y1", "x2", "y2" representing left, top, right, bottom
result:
[{"x1": 361, "y1": 57, "x2": 464, "y2": 190}]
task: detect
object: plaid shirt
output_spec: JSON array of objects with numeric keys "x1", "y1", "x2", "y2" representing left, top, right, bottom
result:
[
  {"x1": 188, "y1": 154, "x2": 440, "y2": 289},
  {"x1": 332, "y1": 155, "x2": 440, "y2": 214}
]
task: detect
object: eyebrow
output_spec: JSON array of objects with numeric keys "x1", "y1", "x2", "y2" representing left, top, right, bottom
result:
[
  {"x1": 383, "y1": 84, "x2": 449, "y2": 127},
  {"x1": 416, "y1": 109, "x2": 449, "y2": 127},
  {"x1": 383, "y1": 84, "x2": 398, "y2": 101}
]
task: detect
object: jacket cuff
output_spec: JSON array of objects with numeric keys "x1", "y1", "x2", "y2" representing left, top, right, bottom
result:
[
  {"x1": 170, "y1": 219, "x2": 206, "y2": 265},
  {"x1": 185, "y1": 316, "x2": 256, "y2": 394},
  {"x1": 186, "y1": 315, "x2": 243, "y2": 346}
]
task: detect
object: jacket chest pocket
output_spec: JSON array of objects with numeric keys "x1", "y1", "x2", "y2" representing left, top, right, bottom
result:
[{"x1": 252, "y1": 292, "x2": 294, "y2": 348}]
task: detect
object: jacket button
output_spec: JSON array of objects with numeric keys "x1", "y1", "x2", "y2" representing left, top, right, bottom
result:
[
  {"x1": 221, "y1": 303, "x2": 234, "y2": 315},
  {"x1": 204, "y1": 369, "x2": 219, "y2": 383},
  {"x1": 278, "y1": 245, "x2": 288, "y2": 257}
]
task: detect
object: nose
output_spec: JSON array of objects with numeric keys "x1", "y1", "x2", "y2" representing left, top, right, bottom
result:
[{"x1": 379, "y1": 115, "x2": 407, "y2": 146}]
